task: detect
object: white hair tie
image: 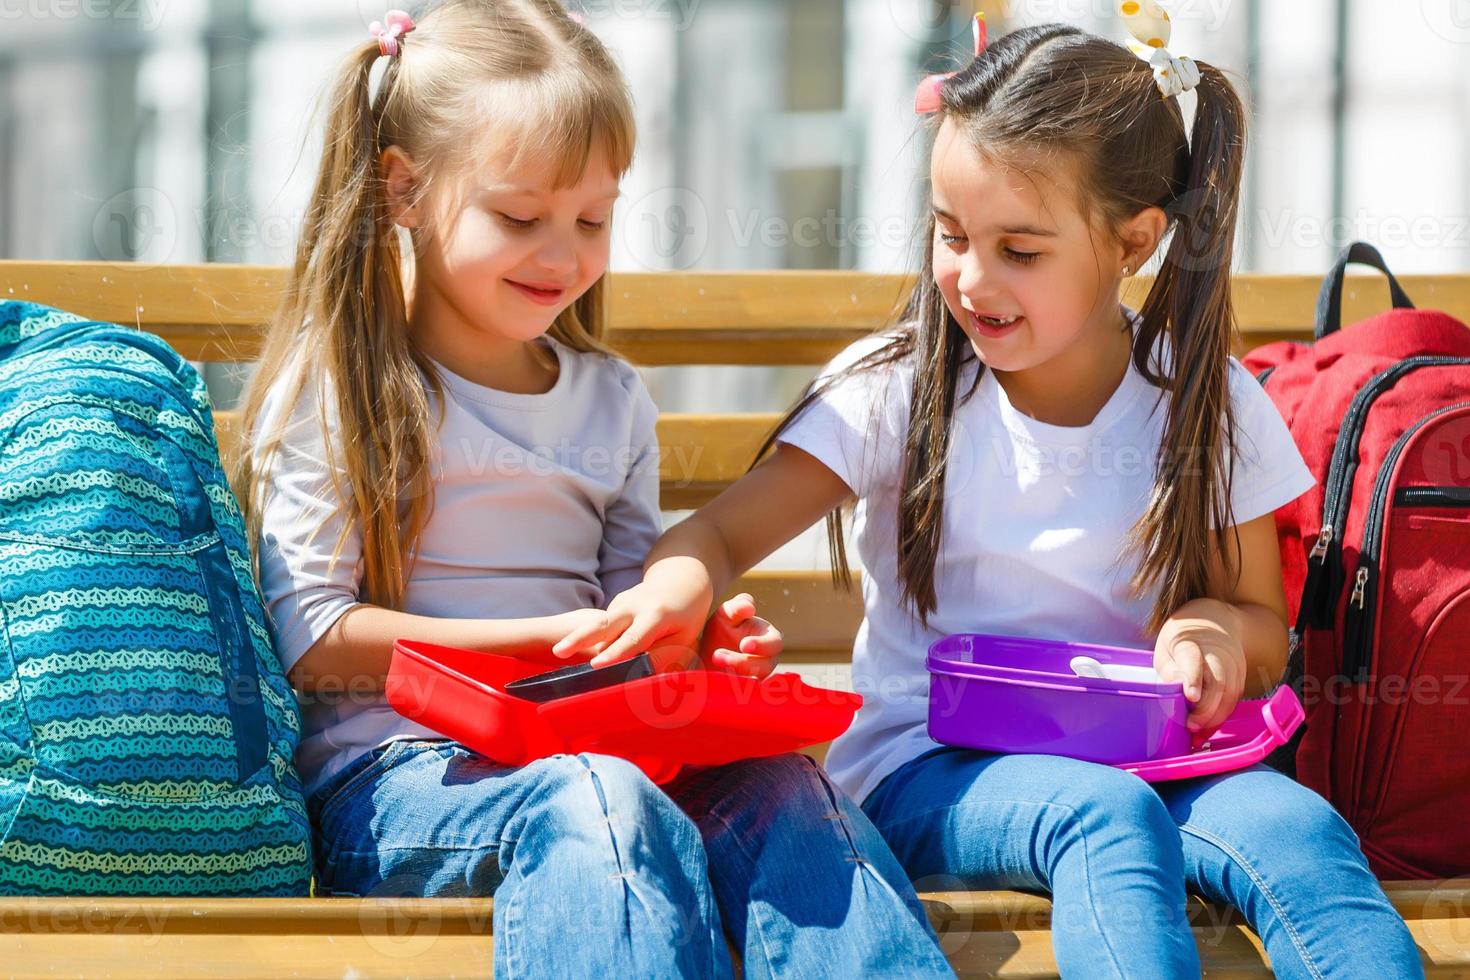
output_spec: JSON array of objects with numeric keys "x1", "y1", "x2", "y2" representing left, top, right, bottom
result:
[
  {"x1": 1118, "y1": 0, "x2": 1201, "y2": 99},
  {"x1": 1147, "y1": 45, "x2": 1201, "y2": 99}
]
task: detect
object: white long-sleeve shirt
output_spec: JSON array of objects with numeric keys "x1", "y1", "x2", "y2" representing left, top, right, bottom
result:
[{"x1": 253, "y1": 336, "x2": 661, "y2": 796}]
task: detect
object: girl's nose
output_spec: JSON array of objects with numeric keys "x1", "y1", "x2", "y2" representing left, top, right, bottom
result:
[
  {"x1": 956, "y1": 255, "x2": 996, "y2": 305},
  {"x1": 534, "y1": 234, "x2": 578, "y2": 278}
]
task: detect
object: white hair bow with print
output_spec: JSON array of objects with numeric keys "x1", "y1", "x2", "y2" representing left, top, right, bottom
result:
[{"x1": 1119, "y1": 0, "x2": 1201, "y2": 99}]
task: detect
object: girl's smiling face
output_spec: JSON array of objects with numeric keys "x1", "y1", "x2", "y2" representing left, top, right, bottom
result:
[
  {"x1": 386, "y1": 141, "x2": 621, "y2": 347},
  {"x1": 929, "y1": 117, "x2": 1157, "y2": 379}
]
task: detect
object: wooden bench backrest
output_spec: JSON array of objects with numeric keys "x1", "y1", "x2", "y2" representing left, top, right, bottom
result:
[{"x1": 6, "y1": 261, "x2": 1470, "y2": 658}]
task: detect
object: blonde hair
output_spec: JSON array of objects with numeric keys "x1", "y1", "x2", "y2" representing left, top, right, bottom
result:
[{"x1": 233, "y1": 0, "x2": 636, "y2": 610}]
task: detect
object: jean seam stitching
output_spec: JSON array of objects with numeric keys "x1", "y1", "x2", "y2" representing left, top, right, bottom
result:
[
  {"x1": 313, "y1": 740, "x2": 409, "y2": 821},
  {"x1": 798, "y1": 757, "x2": 950, "y2": 976},
  {"x1": 798, "y1": 755, "x2": 864, "y2": 861},
  {"x1": 743, "y1": 892, "x2": 779, "y2": 978},
  {"x1": 310, "y1": 742, "x2": 414, "y2": 875},
  {"x1": 1177, "y1": 821, "x2": 1327, "y2": 980},
  {"x1": 1065, "y1": 800, "x2": 1132, "y2": 980},
  {"x1": 499, "y1": 852, "x2": 520, "y2": 980},
  {"x1": 576, "y1": 754, "x2": 641, "y2": 966},
  {"x1": 690, "y1": 799, "x2": 775, "y2": 972},
  {"x1": 876, "y1": 798, "x2": 1130, "y2": 979},
  {"x1": 338, "y1": 843, "x2": 500, "y2": 855},
  {"x1": 695, "y1": 759, "x2": 844, "y2": 974}
]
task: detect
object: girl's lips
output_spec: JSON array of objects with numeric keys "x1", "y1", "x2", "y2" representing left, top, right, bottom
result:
[
  {"x1": 967, "y1": 310, "x2": 1025, "y2": 338},
  {"x1": 506, "y1": 279, "x2": 567, "y2": 306}
]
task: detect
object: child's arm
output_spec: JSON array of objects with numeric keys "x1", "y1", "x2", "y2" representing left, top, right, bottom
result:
[
  {"x1": 595, "y1": 379, "x2": 662, "y2": 603},
  {"x1": 287, "y1": 606, "x2": 611, "y2": 691},
  {"x1": 1154, "y1": 512, "x2": 1292, "y2": 733},
  {"x1": 553, "y1": 444, "x2": 854, "y2": 668}
]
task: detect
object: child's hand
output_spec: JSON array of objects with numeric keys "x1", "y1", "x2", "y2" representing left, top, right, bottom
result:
[
  {"x1": 546, "y1": 608, "x2": 625, "y2": 660},
  {"x1": 1153, "y1": 599, "x2": 1248, "y2": 736},
  {"x1": 701, "y1": 593, "x2": 783, "y2": 679},
  {"x1": 553, "y1": 559, "x2": 714, "y2": 672}
]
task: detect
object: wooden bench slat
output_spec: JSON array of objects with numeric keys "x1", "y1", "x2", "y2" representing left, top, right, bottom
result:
[
  {"x1": 739, "y1": 568, "x2": 862, "y2": 655},
  {"x1": 1, "y1": 884, "x2": 1462, "y2": 978},
  {"x1": 940, "y1": 925, "x2": 1273, "y2": 979},
  {"x1": 8, "y1": 261, "x2": 1468, "y2": 365},
  {"x1": 0, "y1": 880, "x2": 1446, "y2": 930},
  {"x1": 921, "y1": 880, "x2": 1469, "y2": 928},
  {"x1": 0, "y1": 932, "x2": 495, "y2": 980},
  {"x1": 937, "y1": 916, "x2": 1470, "y2": 978},
  {"x1": 657, "y1": 413, "x2": 773, "y2": 508},
  {"x1": 10, "y1": 918, "x2": 1464, "y2": 979}
]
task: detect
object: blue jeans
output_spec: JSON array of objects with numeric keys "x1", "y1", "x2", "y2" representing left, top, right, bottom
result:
[
  {"x1": 862, "y1": 749, "x2": 1423, "y2": 980},
  {"x1": 309, "y1": 740, "x2": 953, "y2": 979}
]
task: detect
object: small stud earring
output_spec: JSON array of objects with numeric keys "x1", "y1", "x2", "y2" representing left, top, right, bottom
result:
[{"x1": 1122, "y1": 265, "x2": 1131, "y2": 277}]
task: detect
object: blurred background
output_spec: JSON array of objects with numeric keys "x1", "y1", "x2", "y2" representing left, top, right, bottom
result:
[{"x1": 3, "y1": 0, "x2": 1470, "y2": 571}]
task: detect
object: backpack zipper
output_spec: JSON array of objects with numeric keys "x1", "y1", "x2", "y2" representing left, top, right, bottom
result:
[
  {"x1": 1299, "y1": 357, "x2": 1470, "y2": 631},
  {"x1": 1341, "y1": 401, "x2": 1470, "y2": 683},
  {"x1": 1394, "y1": 486, "x2": 1470, "y2": 507}
]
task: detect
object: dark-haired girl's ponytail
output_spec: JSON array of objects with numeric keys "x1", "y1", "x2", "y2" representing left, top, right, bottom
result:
[{"x1": 1129, "y1": 62, "x2": 1249, "y2": 632}]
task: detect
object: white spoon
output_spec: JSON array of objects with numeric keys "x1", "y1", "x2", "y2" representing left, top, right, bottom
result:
[{"x1": 1069, "y1": 656, "x2": 1163, "y2": 684}]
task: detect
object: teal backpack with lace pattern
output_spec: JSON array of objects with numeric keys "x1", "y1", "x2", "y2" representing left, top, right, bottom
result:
[{"x1": 0, "y1": 300, "x2": 311, "y2": 895}]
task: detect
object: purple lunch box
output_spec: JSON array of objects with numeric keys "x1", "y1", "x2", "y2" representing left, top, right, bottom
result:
[{"x1": 926, "y1": 633, "x2": 1193, "y2": 764}]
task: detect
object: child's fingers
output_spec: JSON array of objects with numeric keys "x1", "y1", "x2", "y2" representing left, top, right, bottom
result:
[
  {"x1": 709, "y1": 649, "x2": 777, "y2": 679},
  {"x1": 719, "y1": 592, "x2": 756, "y2": 625},
  {"x1": 1168, "y1": 639, "x2": 1206, "y2": 702},
  {"x1": 737, "y1": 622, "x2": 783, "y2": 659},
  {"x1": 1189, "y1": 675, "x2": 1225, "y2": 732},
  {"x1": 588, "y1": 615, "x2": 662, "y2": 668},
  {"x1": 648, "y1": 642, "x2": 699, "y2": 674},
  {"x1": 552, "y1": 612, "x2": 624, "y2": 659}
]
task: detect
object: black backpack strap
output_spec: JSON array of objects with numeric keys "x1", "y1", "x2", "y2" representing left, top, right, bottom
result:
[{"x1": 1314, "y1": 242, "x2": 1415, "y2": 341}]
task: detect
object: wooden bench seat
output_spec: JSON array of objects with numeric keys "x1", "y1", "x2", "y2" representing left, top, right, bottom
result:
[
  {"x1": 0, "y1": 882, "x2": 1466, "y2": 977},
  {"x1": 3, "y1": 260, "x2": 1469, "y2": 977}
]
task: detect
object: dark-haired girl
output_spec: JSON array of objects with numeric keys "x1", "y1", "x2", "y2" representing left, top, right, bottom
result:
[{"x1": 558, "y1": 14, "x2": 1422, "y2": 978}]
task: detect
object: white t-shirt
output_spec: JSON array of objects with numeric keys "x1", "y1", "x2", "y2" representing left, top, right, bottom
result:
[
  {"x1": 253, "y1": 336, "x2": 661, "y2": 796},
  {"x1": 777, "y1": 313, "x2": 1316, "y2": 804}
]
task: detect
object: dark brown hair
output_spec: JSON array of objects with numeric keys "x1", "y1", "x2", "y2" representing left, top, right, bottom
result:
[{"x1": 764, "y1": 23, "x2": 1246, "y2": 633}]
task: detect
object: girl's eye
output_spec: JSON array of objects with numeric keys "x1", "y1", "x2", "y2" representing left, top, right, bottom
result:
[
  {"x1": 497, "y1": 213, "x2": 538, "y2": 229},
  {"x1": 939, "y1": 232, "x2": 966, "y2": 247},
  {"x1": 579, "y1": 219, "x2": 608, "y2": 231},
  {"x1": 1005, "y1": 248, "x2": 1040, "y2": 265}
]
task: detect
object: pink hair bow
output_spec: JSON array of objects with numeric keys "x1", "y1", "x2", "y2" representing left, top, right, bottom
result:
[
  {"x1": 370, "y1": 9, "x2": 416, "y2": 57},
  {"x1": 914, "y1": 12, "x2": 988, "y2": 114}
]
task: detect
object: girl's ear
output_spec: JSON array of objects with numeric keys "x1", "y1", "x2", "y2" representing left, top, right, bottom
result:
[
  {"x1": 1118, "y1": 205, "x2": 1169, "y2": 276},
  {"x1": 380, "y1": 145, "x2": 424, "y2": 229}
]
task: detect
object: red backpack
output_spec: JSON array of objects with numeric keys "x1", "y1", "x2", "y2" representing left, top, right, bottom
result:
[{"x1": 1242, "y1": 242, "x2": 1470, "y2": 879}]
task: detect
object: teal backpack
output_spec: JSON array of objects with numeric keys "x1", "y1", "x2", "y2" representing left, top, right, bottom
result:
[{"x1": 0, "y1": 301, "x2": 311, "y2": 895}]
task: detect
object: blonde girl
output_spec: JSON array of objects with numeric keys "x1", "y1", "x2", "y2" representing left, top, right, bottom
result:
[{"x1": 236, "y1": 2, "x2": 953, "y2": 976}]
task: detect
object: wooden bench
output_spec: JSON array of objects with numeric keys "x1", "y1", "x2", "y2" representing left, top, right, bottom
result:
[{"x1": 2, "y1": 260, "x2": 1468, "y2": 977}]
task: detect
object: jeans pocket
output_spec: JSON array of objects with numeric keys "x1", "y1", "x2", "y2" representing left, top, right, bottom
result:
[{"x1": 311, "y1": 741, "x2": 416, "y2": 837}]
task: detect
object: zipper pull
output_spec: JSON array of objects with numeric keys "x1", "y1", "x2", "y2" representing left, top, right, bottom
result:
[
  {"x1": 1308, "y1": 525, "x2": 1334, "y2": 562},
  {"x1": 1299, "y1": 525, "x2": 1338, "y2": 631},
  {"x1": 1350, "y1": 567, "x2": 1370, "y2": 608}
]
